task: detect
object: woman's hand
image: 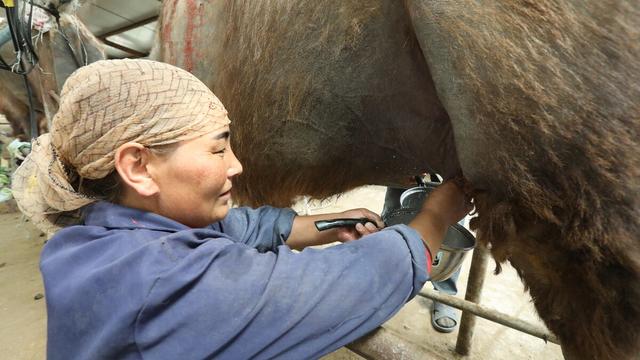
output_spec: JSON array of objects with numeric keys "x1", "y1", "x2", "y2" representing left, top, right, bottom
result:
[
  {"x1": 287, "y1": 208, "x2": 384, "y2": 250},
  {"x1": 409, "y1": 179, "x2": 474, "y2": 256},
  {"x1": 334, "y1": 208, "x2": 385, "y2": 243},
  {"x1": 420, "y1": 180, "x2": 473, "y2": 227}
]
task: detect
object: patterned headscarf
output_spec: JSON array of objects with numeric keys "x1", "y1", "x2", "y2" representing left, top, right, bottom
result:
[{"x1": 12, "y1": 59, "x2": 230, "y2": 234}]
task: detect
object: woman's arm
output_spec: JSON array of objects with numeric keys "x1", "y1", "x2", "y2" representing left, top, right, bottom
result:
[
  {"x1": 212, "y1": 206, "x2": 297, "y2": 252},
  {"x1": 287, "y1": 180, "x2": 471, "y2": 254},
  {"x1": 286, "y1": 208, "x2": 384, "y2": 250},
  {"x1": 136, "y1": 225, "x2": 429, "y2": 360}
]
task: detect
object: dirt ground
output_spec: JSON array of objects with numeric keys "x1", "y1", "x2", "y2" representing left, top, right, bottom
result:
[{"x1": 0, "y1": 186, "x2": 563, "y2": 359}]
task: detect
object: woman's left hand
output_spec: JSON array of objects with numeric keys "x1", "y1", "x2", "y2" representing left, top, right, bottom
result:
[
  {"x1": 334, "y1": 208, "x2": 385, "y2": 243},
  {"x1": 288, "y1": 208, "x2": 385, "y2": 250}
]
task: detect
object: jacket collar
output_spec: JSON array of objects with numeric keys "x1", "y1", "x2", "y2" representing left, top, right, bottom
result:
[{"x1": 82, "y1": 201, "x2": 191, "y2": 233}]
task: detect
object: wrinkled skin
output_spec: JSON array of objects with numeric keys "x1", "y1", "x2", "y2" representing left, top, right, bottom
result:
[
  {"x1": 0, "y1": 1, "x2": 104, "y2": 139},
  {"x1": 154, "y1": 1, "x2": 640, "y2": 359}
]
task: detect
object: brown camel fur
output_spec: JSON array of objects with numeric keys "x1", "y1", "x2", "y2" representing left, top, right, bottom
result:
[
  {"x1": 154, "y1": 1, "x2": 640, "y2": 358},
  {"x1": 410, "y1": 2, "x2": 640, "y2": 358}
]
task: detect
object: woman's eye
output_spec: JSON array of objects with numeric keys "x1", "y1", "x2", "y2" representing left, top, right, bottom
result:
[{"x1": 212, "y1": 149, "x2": 226, "y2": 155}]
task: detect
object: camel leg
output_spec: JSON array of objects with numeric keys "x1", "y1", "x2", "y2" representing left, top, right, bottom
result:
[{"x1": 0, "y1": 81, "x2": 30, "y2": 140}]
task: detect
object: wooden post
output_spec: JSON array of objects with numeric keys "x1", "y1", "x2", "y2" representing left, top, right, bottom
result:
[
  {"x1": 455, "y1": 244, "x2": 489, "y2": 355},
  {"x1": 418, "y1": 288, "x2": 559, "y2": 344}
]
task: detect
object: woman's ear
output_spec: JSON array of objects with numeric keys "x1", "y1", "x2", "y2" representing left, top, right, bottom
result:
[{"x1": 114, "y1": 143, "x2": 159, "y2": 197}]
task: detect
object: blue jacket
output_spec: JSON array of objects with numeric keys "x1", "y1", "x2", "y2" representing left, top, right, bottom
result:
[{"x1": 41, "y1": 201, "x2": 429, "y2": 359}]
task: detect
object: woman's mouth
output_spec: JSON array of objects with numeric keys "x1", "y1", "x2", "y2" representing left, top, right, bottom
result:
[{"x1": 219, "y1": 189, "x2": 232, "y2": 199}]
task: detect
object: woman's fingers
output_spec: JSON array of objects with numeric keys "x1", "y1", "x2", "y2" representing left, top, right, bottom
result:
[
  {"x1": 359, "y1": 209, "x2": 385, "y2": 229},
  {"x1": 353, "y1": 222, "x2": 380, "y2": 238},
  {"x1": 355, "y1": 223, "x2": 368, "y2": 235},
  {"x1": 364, "y1": 222, "x2": 378, "y2": 232},
  {"x1": 340, "y1": 208, "x2": 385, "y2": 229},
  {"x1": 334, "y1": 208, "x2": 385, "y2": 242}
]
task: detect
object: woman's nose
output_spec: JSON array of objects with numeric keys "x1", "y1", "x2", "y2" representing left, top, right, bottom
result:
[{"x1": 227, "y1": 148, "x2": 243, "y2": 177}]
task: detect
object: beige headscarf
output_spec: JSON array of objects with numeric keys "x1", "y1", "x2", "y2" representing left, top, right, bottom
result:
[{"x1": 12, "y1": 59, "x2": 230, "y2": 234}]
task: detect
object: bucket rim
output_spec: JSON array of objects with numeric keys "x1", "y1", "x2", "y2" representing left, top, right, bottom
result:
[
  {"x1": 440, "y1": 223, "x2": 476, "y2": 252},
  {"x1": 399, "y1": 183, "x2": 439, "y2": 208}
]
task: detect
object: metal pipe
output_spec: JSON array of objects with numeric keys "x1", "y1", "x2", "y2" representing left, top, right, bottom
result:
[
  {"x1": 101, "y1": 38, "x2": 148, "y2": 58},
  {"x1": 418, "y1": 287, "x2": 559, "y2": 345},
  {"x1": 97, "y1": 15, "x2": 158, "y2": 39},
  {"x1": 455, "y1": 244, "x2": 490, "y2": 354}
]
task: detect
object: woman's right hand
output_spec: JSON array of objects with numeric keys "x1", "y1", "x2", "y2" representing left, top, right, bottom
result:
[
  {"x1": 420, "y1": 179, "x2": 473, "y2": 227},
  {"x1": 408, "y1": 179, "x2": 473, "y2": 256}
]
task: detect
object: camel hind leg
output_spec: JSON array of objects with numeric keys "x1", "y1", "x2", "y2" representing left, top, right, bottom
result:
[{"x1": 405, "y1": 1, "x2": 640, "y2": 358}]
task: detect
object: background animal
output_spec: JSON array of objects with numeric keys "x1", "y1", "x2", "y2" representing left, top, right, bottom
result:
[
  {"x1": 154, "y1": 1, "x2": 640, "y2": 359},
  {"x1": 0, "y1": 0, "x2": 104, "y2": 139}
]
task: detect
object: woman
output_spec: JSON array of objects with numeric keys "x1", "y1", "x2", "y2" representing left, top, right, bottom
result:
[{"x1": 12, "y1": 59, "x2": 471, "y2": 359}]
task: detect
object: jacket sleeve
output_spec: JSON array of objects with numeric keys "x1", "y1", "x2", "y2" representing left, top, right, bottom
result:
[
  {"x1": 212, "y1": 206, "x2": 297, "y2": 253},
  {"x1": 135, "y1": 224, "x2": 429, "y2": 360}
]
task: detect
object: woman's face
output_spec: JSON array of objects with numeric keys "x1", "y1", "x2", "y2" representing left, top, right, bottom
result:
[{"x1": 149, "y1": 126, "x2": 243, "y2": 227}]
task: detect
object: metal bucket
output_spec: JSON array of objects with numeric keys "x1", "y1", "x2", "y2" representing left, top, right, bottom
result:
[{"x1": 383, "y1": 185, "x2": 476, "y2": 282}]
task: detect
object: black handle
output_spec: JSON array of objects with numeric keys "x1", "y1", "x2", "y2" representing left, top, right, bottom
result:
[{"x1": 314, "y1": 217, "x2": 379, "y2": 231}]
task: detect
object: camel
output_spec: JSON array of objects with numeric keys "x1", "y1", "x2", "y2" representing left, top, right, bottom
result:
[
  {"x1": 153, "y1": 1, "x2": 640, "y2": 359},
  {"x1": 0, "y1": 0, "x2": 104, "y2": 139}
]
